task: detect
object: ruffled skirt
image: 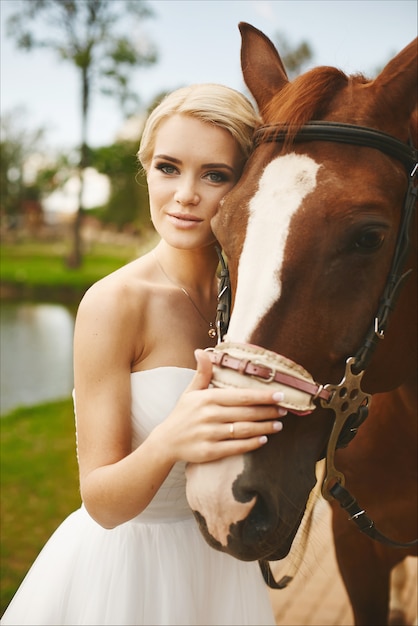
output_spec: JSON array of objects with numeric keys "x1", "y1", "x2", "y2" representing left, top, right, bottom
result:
[{"x1": 2, "y1": 506, "x2": 275, "y2": 626}]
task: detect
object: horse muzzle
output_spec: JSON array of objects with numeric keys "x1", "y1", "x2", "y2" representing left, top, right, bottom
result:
[
  {"x1": 186, "y1": 343, "x2": 328, "y2": 560},
  {"x1": 186, "y1": 451, "x2": 300, "y2": 561}
]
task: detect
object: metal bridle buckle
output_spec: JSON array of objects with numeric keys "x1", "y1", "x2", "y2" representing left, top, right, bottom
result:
[
  {"x1": 320, "y1": 356, "x2": 371, "y2": 500},
  {"x1": 251, "y1": 361, "x2": 276, "y2": 383},
  {"x1": 374, "y1": 317, "x2": 385, "y2": 339}
]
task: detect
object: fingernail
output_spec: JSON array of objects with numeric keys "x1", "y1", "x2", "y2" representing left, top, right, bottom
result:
[
  {"x1": 278, "y1": 407, "x2": 288, "y2": 417},
  {"x1": 259, "y1": 436, "x2": 268, "y2": 444},
  {"x1": 273, "y1": 421, "x2": 283, "y2": 431},
  {"x1": 272, "y1": 391, "x2": 285, "y2": 402}
]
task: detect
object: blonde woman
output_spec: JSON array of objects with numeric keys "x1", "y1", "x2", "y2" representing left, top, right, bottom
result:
[{"x1": 2, "y1": 84, "x2": 287, "y2": 626}]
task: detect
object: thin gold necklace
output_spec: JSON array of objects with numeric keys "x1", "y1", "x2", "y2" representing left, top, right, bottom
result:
[{"x1": 153, "y1": 250, "x2": 217, "y2": 339}]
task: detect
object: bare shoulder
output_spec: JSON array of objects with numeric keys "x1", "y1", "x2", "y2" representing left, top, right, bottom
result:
[
  {"x1": 79, "y1": 254, "x2": 153, "y2": 315},
  {"x1": 74, "y1": 254, "x2": 156, "y2": 367}
]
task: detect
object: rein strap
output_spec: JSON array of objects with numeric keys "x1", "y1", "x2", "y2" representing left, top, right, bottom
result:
[{"x1": 330, "y1": 482, "x2": 418, "y2": 548}]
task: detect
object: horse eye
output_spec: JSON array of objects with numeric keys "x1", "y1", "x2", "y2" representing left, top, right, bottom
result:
[{"x1": 354, "y1": 229, "x2": 385, "y2": 251}]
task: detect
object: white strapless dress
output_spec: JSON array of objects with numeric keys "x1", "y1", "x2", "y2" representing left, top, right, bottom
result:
[{"x1": 1, "y1": 368, "x2": 275, "y2": 626}]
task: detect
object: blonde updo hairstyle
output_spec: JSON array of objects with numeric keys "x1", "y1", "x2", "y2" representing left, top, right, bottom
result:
[{"x1": 137, "y1": 83, "x2": 260, "y2": 171}]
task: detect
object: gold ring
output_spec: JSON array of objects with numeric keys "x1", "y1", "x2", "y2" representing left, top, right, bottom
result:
[{"x1": 229, "y1": 423, "x2": 235, "y2": 439}]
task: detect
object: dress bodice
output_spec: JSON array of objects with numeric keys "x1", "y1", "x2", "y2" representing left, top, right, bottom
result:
[{"x1": 130, "y1": 367, "x2": 195, "y2": 522}]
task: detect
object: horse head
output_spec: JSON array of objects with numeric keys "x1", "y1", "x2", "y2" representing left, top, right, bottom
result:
[{"x1": 186, "y1": 24, "x2": 417, "y2": 564}]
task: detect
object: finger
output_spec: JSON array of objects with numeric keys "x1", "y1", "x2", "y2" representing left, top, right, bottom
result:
[
  {"x1": 223, "y1": 419, "x2": 283, "y2": 441},
  {"x1": 184, "y1": 349, "x2": 213, "y2": 393},
  {"x1": 207, "y1": 403, "x2": 287, "y2": 423},
  {"x1": 209, "y1": 387, "x2": 287, "y2": 409},
  {"x1": 219, "y1": 434, "x2": 270, "y2": 457}
]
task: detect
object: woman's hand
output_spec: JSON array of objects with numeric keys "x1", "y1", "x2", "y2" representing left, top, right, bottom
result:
[{"x1": 154, "y1": 349, "x2": 287, "y2": 465}]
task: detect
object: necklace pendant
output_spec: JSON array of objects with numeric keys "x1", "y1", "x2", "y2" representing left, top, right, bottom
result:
[{"x1": 208, "y1": 326, "x2": 217, "y2": 339}]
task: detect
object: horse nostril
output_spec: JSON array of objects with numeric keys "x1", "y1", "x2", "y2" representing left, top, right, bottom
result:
[{"x1": 241, "y1": 494, "x2": 273, "y2": 544}]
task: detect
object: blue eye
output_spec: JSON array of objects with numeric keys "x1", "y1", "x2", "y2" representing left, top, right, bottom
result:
[
  {"x1": 205, "y1": 172, "x2": 227, "y2": 183},
  {"x1": 156, "y1": 163, "x2": 177, "y2": 175}
]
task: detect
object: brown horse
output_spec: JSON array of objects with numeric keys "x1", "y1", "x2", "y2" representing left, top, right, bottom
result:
[{"x1": 186, "y1": 24, "x2": 417, "y2": 626}]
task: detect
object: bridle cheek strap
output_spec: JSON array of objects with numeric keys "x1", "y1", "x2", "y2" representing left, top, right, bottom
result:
[{"x1": 354, "y1": 163, "x2": 417, "y2": 372}]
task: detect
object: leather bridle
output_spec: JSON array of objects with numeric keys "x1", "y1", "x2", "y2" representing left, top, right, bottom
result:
[{"x1": 215, "y1": 122, "x2": 417, "y2": 587}]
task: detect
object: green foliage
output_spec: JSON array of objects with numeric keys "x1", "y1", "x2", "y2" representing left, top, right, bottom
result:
[
  {"x1": 0, "y1": 109, "x2": 45, "y2": 219},
  {"x1": 90, "y1": 141, "x2": 150, "y2": 230},
  {"x1": 0, "y1": 399, "x2": 80, "y2": 616},
  {"x1": 0, "y1": 110, "x2": 79, "y2": 227}
]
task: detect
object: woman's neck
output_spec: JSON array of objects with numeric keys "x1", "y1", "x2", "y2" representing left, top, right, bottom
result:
[{"x1": 154, "y1": 242, "x2": 219, "y2": 298}]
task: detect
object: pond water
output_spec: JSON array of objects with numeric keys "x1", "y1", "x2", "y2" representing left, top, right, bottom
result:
[{"x1": 0, "y1": 302, "x2": 75, "y2": 415}]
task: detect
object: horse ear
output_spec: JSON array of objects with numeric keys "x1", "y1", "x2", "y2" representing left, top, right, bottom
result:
[
  {"x1": 371, "y1": 38, "x2": 417, "y2": 137},
  {"x1": 239, "y1": 22, "x2": 288, "y2": 115}
]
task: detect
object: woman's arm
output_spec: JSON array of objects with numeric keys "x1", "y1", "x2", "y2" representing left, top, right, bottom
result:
[
  {"x1": 73, "y1": 280, "x2": 285, "y2": 530},
  {"x1": 73, "y1": 278, "x2": 173, "y2": 529}
]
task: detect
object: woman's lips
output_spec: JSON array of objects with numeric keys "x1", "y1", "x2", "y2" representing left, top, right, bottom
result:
[{"x1": 167, "y1": 212, "x2": 203, "y2": 228}]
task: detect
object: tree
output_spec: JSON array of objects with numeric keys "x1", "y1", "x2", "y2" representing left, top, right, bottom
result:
[
  {"x1": 0, "y1": 107, "x2": 76, "y2": 234},
  {"x1": 89, "y1": 91, "x2": 169, "y2": 233},
  {"x1": 0, "y1": 107, "x2": 45, "y2": 229},
  {"x1": 6, "y1": 0, "x2": 157, "y2": 267},
  {"x1": 90, "y1": 140, "x2": 150, "y2": 233}
]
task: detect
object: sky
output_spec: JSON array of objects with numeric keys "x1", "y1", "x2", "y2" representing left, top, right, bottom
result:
[{"x1": 1, "y1": 0, "x2": 417, "y2": 152}]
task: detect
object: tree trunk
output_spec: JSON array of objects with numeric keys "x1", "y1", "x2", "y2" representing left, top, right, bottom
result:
[{"x1": 67, "y1": 66, "x2": 90, "y2": 269}]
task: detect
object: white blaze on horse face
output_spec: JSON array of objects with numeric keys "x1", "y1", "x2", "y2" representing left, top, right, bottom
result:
[
  {"x1": 185, "y1": 456, "x2": 256, "y2": 547},
  {"x1": 227, "y1": 153, "x2": 320, "y2": 342}
]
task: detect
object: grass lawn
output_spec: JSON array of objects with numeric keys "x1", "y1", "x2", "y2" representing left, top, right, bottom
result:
[
  {"x1": 0, "y1": 399, "x2": 80, "y2": 617},
  {"x1": 0, "y1": 233, "x2": 158, "y2": 299}
]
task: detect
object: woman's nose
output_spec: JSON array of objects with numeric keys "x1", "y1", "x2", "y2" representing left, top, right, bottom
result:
[{"x1": 174, "y1": 179, "x2": 200, "y2": 205}]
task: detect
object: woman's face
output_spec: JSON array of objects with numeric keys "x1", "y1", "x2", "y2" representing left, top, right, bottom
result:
[{"x1": 146, "y1": 114, "x2": 244, "y2": 250}]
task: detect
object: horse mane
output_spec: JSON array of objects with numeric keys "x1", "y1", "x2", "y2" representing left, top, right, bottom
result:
[{"x1": 261, "y1": 66, "x2": 370, "y2": 143}]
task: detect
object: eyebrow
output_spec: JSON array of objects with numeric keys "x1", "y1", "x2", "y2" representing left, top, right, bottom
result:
[{"x1": 153, "y1": 154, "x2": 236, "y2": 173}]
